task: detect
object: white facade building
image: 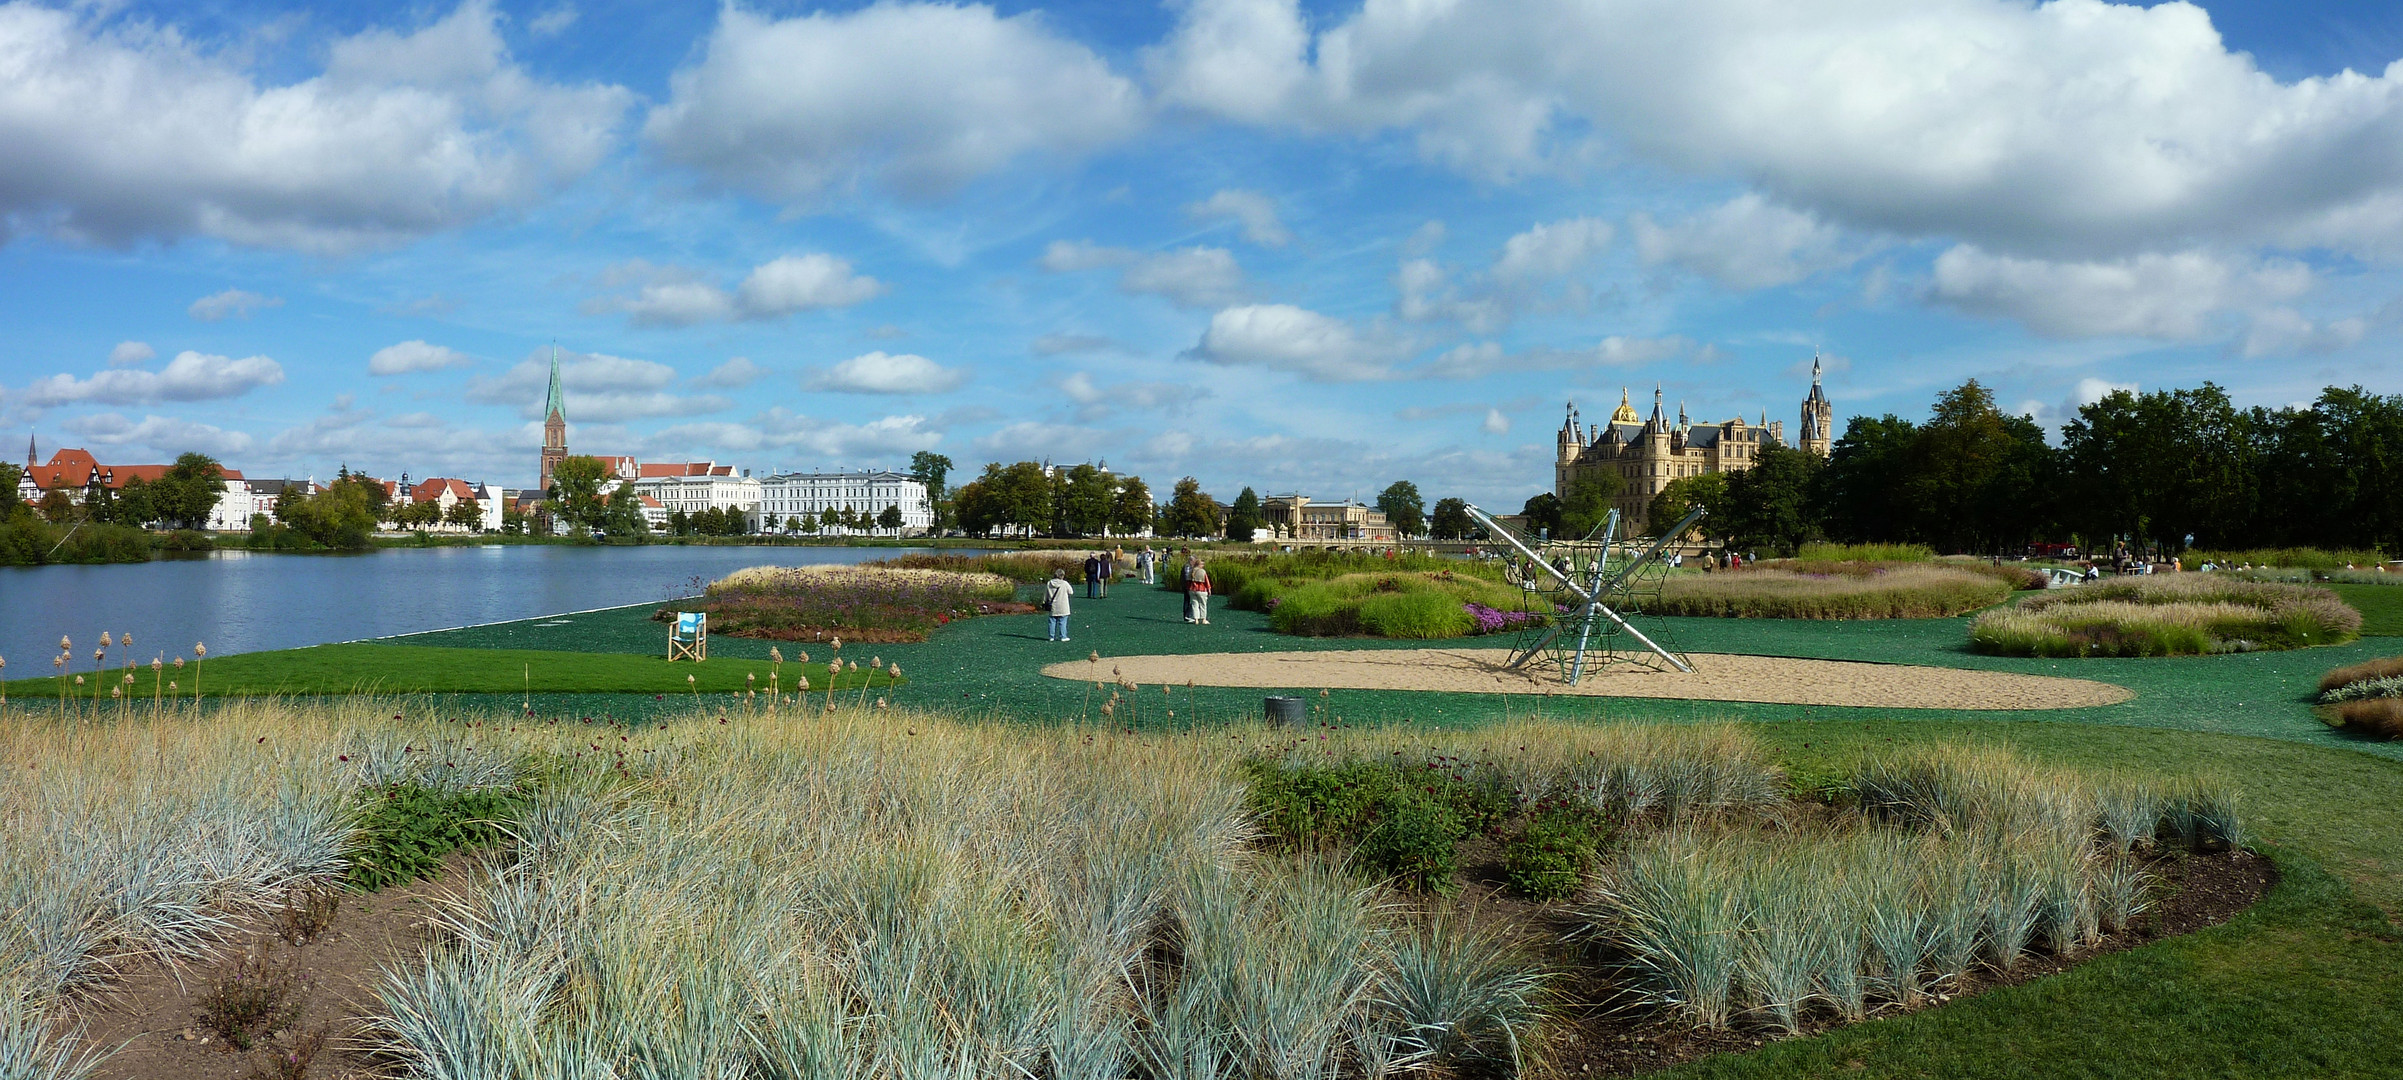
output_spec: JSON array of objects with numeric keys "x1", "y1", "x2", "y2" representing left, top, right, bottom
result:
[
  {"x1": 633, "y1": 471, "x2": 764, "y2": 528},
  {"x1": 759, "y1": 471, "x2": 932, "y2": 535}
]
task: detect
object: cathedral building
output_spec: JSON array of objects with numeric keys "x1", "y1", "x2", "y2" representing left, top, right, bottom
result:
[{"x1": 1555, "y1": 357, "x2": 1835, "y2": 534}]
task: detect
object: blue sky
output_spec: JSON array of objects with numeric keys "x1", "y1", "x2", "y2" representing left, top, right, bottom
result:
[{"x1": 4, "y1": 0, "x2": 2403, "y2": 507}]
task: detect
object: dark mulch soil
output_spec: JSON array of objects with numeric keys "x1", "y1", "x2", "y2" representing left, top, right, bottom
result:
[
  {"x1": 58, "y1": 853, "x2": 477, "y2": 1080},
  {"x1": 1429, "y1": 843, "x2": 2275, "y2": 1078}
]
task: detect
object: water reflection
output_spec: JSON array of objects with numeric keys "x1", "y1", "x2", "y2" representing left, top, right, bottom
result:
[{"x1": 0, "y1": 545, "x2": 951, "y2": 662}]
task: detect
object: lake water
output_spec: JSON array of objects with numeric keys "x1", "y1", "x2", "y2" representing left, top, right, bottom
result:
[{"x1": 0, "y1": 545, "x2": 951, "y2": 667}]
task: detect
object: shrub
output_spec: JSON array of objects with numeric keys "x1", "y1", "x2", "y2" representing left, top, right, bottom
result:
[
  {"x1": 1972, "y1": 576, "x2": 2360, "y2": 657},
  {"x1": 1264, "y1": 571, "x2": 1533, "y2": 638},
  {"x1": 1652, "y1": 564, "x2": 2010, "y2": 619},
  {"x1": 344, "y1": 782, "x2": 531, "y2": 892},
  {"x1": 1242, "y1": 757, "x2": 1512, "y2": 893},
  {"x1": 1503, "y1": 799, "x2": 1610, "y2": 901},
  {"x1": 197, "y1": 952, "x2": 302, "y2": 1050}
]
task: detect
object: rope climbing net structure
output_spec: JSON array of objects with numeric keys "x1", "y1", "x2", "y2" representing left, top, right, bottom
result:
[{"x1": 1464, "y1": 502, "x2": 1706, "y2": 685}]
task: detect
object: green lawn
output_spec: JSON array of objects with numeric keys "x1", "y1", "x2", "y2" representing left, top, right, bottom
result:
[
  {"x1": 2, "y1": 642, "x2": 890, "y2": 699},
  {"x1": 2331, "y1": 582, "x2": 2403, "y2": 637}
]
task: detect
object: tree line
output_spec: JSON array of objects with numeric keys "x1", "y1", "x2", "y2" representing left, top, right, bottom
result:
[{"x1": 1641, "y1": 379, "x2": 2403, "y2": 558}]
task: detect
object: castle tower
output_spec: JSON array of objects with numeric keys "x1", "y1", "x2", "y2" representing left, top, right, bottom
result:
[
  {"x1": 1556, "y1": 401, "x2": 1581, "y2": 466},
  {"x1": 540, "y1": 346, "x2": 568, "y2": 492},
  {"x1": 1800, "y1": 351, "x2": 1833, "y2": 456}
]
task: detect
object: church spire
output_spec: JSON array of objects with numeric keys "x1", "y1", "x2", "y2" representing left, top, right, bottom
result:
[
  {"x1": 23, "y1": 429, "x2": 33, "y2": 469},
  {"x1": 544, "y1": 344, "x2": 566, "y2": 422}
]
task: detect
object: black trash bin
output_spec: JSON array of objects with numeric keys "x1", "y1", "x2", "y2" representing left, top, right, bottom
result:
[{"x1": 1263, "y1": 695, "x2": 1305, "y2": 725}]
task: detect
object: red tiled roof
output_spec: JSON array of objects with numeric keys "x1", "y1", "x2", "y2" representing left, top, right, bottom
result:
[
  {"x1": 19, "y1": 450, "x2": 233, "y2": 491},
  {"x1": 410, "y1": 477, "x2": 477, "y2": 502}
]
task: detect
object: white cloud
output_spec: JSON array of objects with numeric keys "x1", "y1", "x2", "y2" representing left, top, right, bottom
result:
[
  {"x1": 467, "y1": 349, "x2": 730, "y2": 421},
  {"x1": 1057, "y1": 371, "x2": 1204, "y2": 420},
  {"x1": 658, "y1": 409, "x2": 944, "y2": 461},
  {"x1": 1632, "y1": 194, "x2": 1861, "y2": 289},
  {"x1": 692, "y1": 357, "x2": 765, "y2": 389},
  {"x1": 1187, "y1": 188, "x2": 1292, "y2": 247},
  {"x1": 1182, "y1": 304, "x2": 1401, "y2": 382},
  {"x1": 2241, "y1": 309, "x2": 2370, "y2": 358},
  {"x1": 1039, "y1": 240, "x2": 1248, "y2": 309},
  {"x1": 1482, "y1": 408, "x2": 1510, "y2": 435},
  {"x1": 2075, "y1": 377, "x2": 2138, "y2": 407},
  {"x1": 809, "y1": 352, "x2": 968, "y2": 395},
  {"x1": 188, "y1": 289, "x2": 281, "y2": 321},
  {"x1": 737, "y1": 254, "x2": 888, "y2": 315},
  {"x1": 367, "y1": 340, "x2": 474, "y2": 375},
  {"x1": 1492, "y1": 217, "x2": 1613, "y2": 281},
  {"x1": 66, "y1": 412, "x2": 254, "y2": 458},
  {"x1": 1929, "y1": 246, "x2": 2311, "y2": 340},
  {"x1": 108, "y1": 341, "x2": 153, "y2": 367},
  {"x1": 1395, "y1": 216, "x2": 1612, "y2": 332},
  {"x1": 586, "y1": 254, "x2": 884, "y2": 327},
  {"x1": 18, "y1": 350, "x2": 284, "y2": 405},
  {"x1": 0, "y1": 1, "x2": 631, "y2": 253},
  {"x1": 1148, "y1": 0, "x2": 2403, "y2": 259},
  {"x1": 528, "y1": 4, "x2": 578, "y2": 37},
  {"x1": 1420, "y1": 335, "x2": 1698, "y2": 379},
  {"x1": 644, "y1": 3, "x2": 1143, "y2": 203}
]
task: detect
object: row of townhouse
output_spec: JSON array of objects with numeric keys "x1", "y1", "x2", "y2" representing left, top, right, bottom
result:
[{"x1": 21, "y1": 439, "x2": 934, "y2": 536}]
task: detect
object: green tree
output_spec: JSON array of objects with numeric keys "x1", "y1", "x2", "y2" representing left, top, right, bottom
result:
[
  {"x1": 1907, "y1": 380, "x2": 2057, "y2": 554},
  {"x1": 599, "y1": 482, "x2": 649, "y2": 539},
  {"x1": 273, "y1": 484, "x2": 305, "y2": 524},
  {"x1": 1376, "y1": 480, "x2": 1426, "y2": 537},
  {"x1": 878, "y1": 503, "x2": 905, "y2": 534},
  {"x1": 0, "y1": 462, "x2": 20, "y2": 520},
  {"x1": 1557, "y1": 472, "x2": 1622, "y2": 539},
  {"x1": 1161, "y1": 477, "x2": 1219, "y2": 538},
  {"x1": 1719, "y1": 445, "x2": 1823, "y2": 556},
  {"x1": 1427, "y1": 497, "x2": 1476, "y2": 540},
  {"x1": 284, "y1": 481, "x2": 378, "y2": 549},
  {"x1": 1111, "y1": 476, "x2": 1154, "y2": 535},
  {"x1": 112, "y1": 476, "x2": 156, "y2": 527},
  {"x1": 549, "y1": 455, "x2": 612, "y2": 532},
  {"x1": 1059, "y1": 463, "x2": 1115, "y2": 536},
  {"x1": 909, "y1": 451, "x2": 954, "y2": 528},
  {"x1": 1815, "y1": 415, "x2": 1919, "y2": 544},
  {"x1": 1648, "y1": 472, "x2": 1728, "y2": 539},
  {"x1": 1519, "y1": 492, "x2": 1562, "y2": 538},
  {"x1": 1227, "y1": 487, "x2": 1264, "y2": 540},
  {"x1": 448, "y1": 499, "x2": 483, "y2": 531},
  {"x1": 152, "y1": 452, "x2": 225, "y2": 530}
]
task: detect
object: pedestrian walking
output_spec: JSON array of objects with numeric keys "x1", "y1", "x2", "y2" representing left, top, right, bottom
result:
[
  {"x1": 1083, "y1": 553, "x2": 1102, "y2": 599},
  {"x1": 1043, "y1": 569, "x2": 1074, "y2": 641},
  {"x1": 1183, "y1": 557, "x2": 1213, "y2": 624},
  {"x1": 1138, "y1": 545, "x2": 1156, "y2": 584},
  {"x1": 1099, "y1": 548, "x2": 1116, "y2": 598}
]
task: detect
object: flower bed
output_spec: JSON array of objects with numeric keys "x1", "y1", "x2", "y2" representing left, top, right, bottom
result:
[
  {"x1": 1970, "y1": 576, "x2": 2360, "y2": 657},
  {"x1": 675, "y1": 564, "x2": 1023, "y2": 643}
]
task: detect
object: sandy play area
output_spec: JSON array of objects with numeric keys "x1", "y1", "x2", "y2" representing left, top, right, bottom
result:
[{"x1": 1043, "y1": 649, "x2": 2133, "y2": 711}]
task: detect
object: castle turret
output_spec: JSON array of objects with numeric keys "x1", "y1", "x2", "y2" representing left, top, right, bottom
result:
[
  {"x1": 1556, "y1": 402, "x2": 1581, "y2": 466},
  {"x1": 540, "y1": 345, "x2": 568, "y2": 492},
  {"x1": 1800, "y1": 351, "x2": 1833, "y2": 456}
]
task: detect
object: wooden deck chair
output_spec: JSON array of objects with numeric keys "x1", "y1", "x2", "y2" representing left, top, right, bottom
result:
[{"x1": 669, "y1": 611, "x2": 707, "y2": 662}]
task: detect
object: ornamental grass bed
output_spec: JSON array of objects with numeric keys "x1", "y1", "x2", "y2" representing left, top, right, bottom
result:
[
  {"x1": 1650, "y1": 563, "x2": 2012, "y2": 619},
  {"x1": 677, "y1": 563, "x2": 1024, "y2": 643},
  {"x1": 2315, "y1": 654, "x2": 2403, "y2": 739},
  {"x1": 7, "y1": 705, "x2": 2267, "y2": 1080},
  {"x1": 1970, "y1": 575, "x2": 2361, "y2": 657}
]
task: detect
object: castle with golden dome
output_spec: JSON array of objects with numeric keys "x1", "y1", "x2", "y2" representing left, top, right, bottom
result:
[{"x1": 1555, "y1": 356, "x2": 1834, "y2": 533}]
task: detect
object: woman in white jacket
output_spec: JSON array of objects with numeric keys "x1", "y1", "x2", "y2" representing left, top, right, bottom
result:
[{"x1": 1043, "y1": 568, "x2": 1075, "y2": 641}]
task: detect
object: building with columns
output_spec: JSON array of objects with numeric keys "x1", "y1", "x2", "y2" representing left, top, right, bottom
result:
[{"x1": 1554, "y1": 362, "x2": 1834, "y2": 534}]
